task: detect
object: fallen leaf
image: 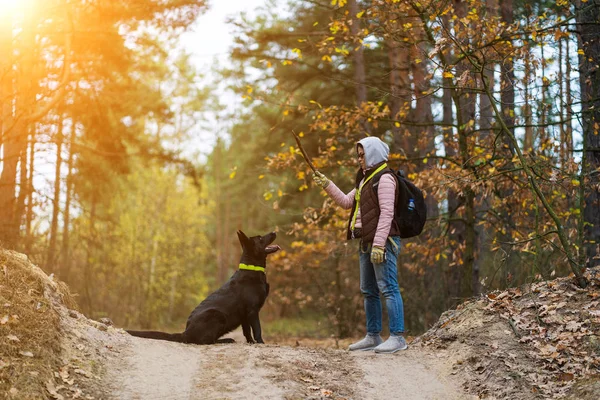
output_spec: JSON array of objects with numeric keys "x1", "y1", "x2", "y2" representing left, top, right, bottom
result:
[
  {"x1": 7, "y1": 334, "x2": 19, "y2": 342},
  {"x1": 46, "y1": 380, "x2": 64, "y2": 400},
  {"x1": 20, "y1": 351, "x2": 34, "y2": 357},
  {"x1": 74, "y1": 368, "x2": 91, "y2": 378},
  {"x1": 557, "y1": 372, "x2": 574, "y2": 381},
  {"x1": 0, "y1": 315, "x2": 8, "y2": 324}
]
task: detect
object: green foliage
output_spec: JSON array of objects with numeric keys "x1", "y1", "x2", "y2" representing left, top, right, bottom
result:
[{"x1": 68, "y1": 162, "x2": 213, "y2": 328}]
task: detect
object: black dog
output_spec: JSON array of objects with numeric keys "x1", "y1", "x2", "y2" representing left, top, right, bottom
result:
[{"x1": 127, "y1": 230, "x2": 280, "y2": 344}]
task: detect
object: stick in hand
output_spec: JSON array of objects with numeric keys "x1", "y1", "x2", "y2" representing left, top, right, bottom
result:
[{"x1": 292, "y1": 130, "x2": 318, "y2": 173}]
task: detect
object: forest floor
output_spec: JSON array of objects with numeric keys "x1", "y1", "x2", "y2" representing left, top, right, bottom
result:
[{"x1": 1, "y1": 249, "x2": 599, "y2": 399}]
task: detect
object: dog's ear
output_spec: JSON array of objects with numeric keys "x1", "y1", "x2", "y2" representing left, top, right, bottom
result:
[{"x1": 237, "y1": 230, "x2": 250, "y2": 246}]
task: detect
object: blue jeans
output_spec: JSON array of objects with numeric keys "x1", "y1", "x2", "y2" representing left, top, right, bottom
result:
[{"x1": 359, "y1": 236, "x2": 405, "y2": 335}]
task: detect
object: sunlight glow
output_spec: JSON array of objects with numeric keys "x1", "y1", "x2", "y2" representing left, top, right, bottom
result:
[{"x1": 0, "y1": 0, "x2": 33, "y2": 14}]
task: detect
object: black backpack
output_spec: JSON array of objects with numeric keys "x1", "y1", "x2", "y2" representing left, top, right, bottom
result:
[{"x1": 373, "y1": 169, "x2": 427, "y2": 238}]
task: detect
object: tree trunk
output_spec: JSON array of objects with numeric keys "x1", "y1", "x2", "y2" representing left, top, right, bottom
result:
[
  {"x1": 576, "y1": 0, "x2": 600, "y2": 268},
  {"x1": 565, "y1": 36, "x2": 574, "y2": 158},
  {"x1": 47, "y1": 114, "x2": 64, "y2": 273},
  {"x1": 523, "y1": 41, "x2": 534, "y2": 153},
  {"x1": 348, "y1": 0, "x2": 370, "y2": 133},
  {"x1": 214, "y1": 138, "x2": 226, "y2": 285},
  {"x1": 25, "y1": 127, "x2": 36, "y2": 256},
  {"x1": 439, "y1": 11, "x2": 462, "y2": 308},
  {"x1": 61, "y1": 123, "x2": 74, "y2": 282},
  {"x1": 0, "y1": 9, "x2": 35, "y2": 248},
  {"x1": 452, "y1": 0, "x2": 478, "y2": 297},
  {"x1": 410, "y1": 33, "x2": 439, "y2": 217},
  {"x1": 0, "y1": 10, "x2": 15, "y2": 247}
]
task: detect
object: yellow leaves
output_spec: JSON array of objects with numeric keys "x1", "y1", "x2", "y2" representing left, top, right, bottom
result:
[
  {"x1": 259, "y1": 59, "x2": 272, "y2": 68},
  {"x1": 258, "y1": 175, "x2": 265, "y2": 180},
  {"x1": 334, "y1": 46, "x2": 350, "y2": 56},
  {"x1": 242, "y1": 85, "x2": 254, "y2": 100},
  {"x1": 467, "y1": 8, "x2": 478, "y2": 21},
  {"x1": 394, "y1": 122, "x2": 400, "y2": 128},
  {"x1": 282, "y1": 60, "x2": 293, "y2": 66},
  {"x1": 443, "y1": 71, "x2": 454, "y2": 79},
  {"x1": 229, "y1": 166, "x2": 237, "y2": 180},
  {"x1": 322, "y1": 55, "x2": 332, "y2": 63},
  {"x1": 415, "y1": 58, "x2": 422, "y2": 64},
  {"x1": 578, "y1": 49, "x2": 585, "y2": 55},
  {"x1": 356, "y1": 10, "x2": 365, "y2": 18},
  {"x1": 422, "y1": 158, "x2": 428, "y2": 164},
  {"x1": 331, "y1": 0, "x2": 347, "y2": 7},
  {"x1": 309, "y1": 100, "x2": 323, "y2": 109},
  {"x1": 291, "y1": 241, "x2": 306, "y2": 249},
  {"x1": 572, "y1": 179, "x2": 580, "y2": 187},
  {"x1": 292, "y1": 48, "x2": 303, "y2": 59},
  {"x1": 435, "y1": 253, "x2": 447, "y2": 261},
  {"x1": 263, "y1": 191, "x2": 273, "y2": 201},
  {"x1": 403, "y1": 23, "x2": 412, "y2": 30},
  {"x1": 313, "y1": 21, "x2": 319, "y2": 26},
  {"x1": 330, "y1": 21, "x2": 346, "y2": 35},
  {"x1": 278, "y1": 189, "x2": 283, "y2": 198},
  {"x1": 297, "y1": 171, "x2": 305, "y2": 180}
]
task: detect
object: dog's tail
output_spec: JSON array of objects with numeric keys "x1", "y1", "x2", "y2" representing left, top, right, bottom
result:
[{"x1": 126, "y1": 330, "x2": 185, "y2": 343}]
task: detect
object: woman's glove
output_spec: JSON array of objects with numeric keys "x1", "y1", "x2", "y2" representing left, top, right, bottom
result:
[
  {"x1": 312, "y1": 171, "x2": 330, "y2": 188},
  {"x1": 370, "y1": 246, "x2": 386, "y2": 264}
]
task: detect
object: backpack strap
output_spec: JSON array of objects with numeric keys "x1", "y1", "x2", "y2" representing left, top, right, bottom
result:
[{"x1": 350, "y1": 163, "x2": 388, "y2": 231}]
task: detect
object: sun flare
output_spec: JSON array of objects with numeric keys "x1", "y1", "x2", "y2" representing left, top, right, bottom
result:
[{"x1": 0, "y1": 0, "x2": 33, "y2": 14}]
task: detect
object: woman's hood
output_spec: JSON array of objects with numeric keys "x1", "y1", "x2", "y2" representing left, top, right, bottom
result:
[{"x1": 357, "y1": 137, "x2": 390, "y2": 169}]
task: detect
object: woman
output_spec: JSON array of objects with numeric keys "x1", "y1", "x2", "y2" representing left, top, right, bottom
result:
[{"x1": 313, "y1": 136, "x2": 407, "y2": 353}]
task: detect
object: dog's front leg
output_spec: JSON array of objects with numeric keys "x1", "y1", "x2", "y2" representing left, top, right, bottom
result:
[
  {"x1": 249, "y1": 313, "x2": 264, "y2": 344},
  {"x1": 242, "y1": 321, "x2": 255, "y2": 343}
]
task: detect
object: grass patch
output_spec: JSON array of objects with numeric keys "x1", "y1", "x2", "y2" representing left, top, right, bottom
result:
[{"x1": 263, "y1": 315, "x2": 331, "y2": 339}]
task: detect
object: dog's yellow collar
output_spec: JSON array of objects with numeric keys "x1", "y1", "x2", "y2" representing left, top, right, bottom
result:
[{"x1": 239, "y1": 263, "x2": 265, "y2": 272}]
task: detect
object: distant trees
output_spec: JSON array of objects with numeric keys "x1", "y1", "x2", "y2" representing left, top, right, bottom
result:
[{"x1": 0, "y1": 0, "x2": 209, "y2": 325}]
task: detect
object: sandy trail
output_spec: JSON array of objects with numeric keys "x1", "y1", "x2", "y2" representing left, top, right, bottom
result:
[{"x1": 103, "y1": 329, "x2": 473, "y2": 400}]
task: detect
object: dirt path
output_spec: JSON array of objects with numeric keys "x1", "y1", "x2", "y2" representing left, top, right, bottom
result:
[{"x1": 101, "y1": 330, "x2": 474, "y2": 400}]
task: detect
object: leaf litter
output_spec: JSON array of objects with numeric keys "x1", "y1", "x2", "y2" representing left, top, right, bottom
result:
[{"x1": 418, "y1": 266, "x2": 600, "y2": 399}]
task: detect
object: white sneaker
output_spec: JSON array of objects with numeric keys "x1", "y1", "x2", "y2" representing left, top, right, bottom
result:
[
  {"x1": 373, "y1": 335, "x2": 408, "y2": 353},
  {"x1": 348, "y1": 334, "x2": 383, "y2": 351}
]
